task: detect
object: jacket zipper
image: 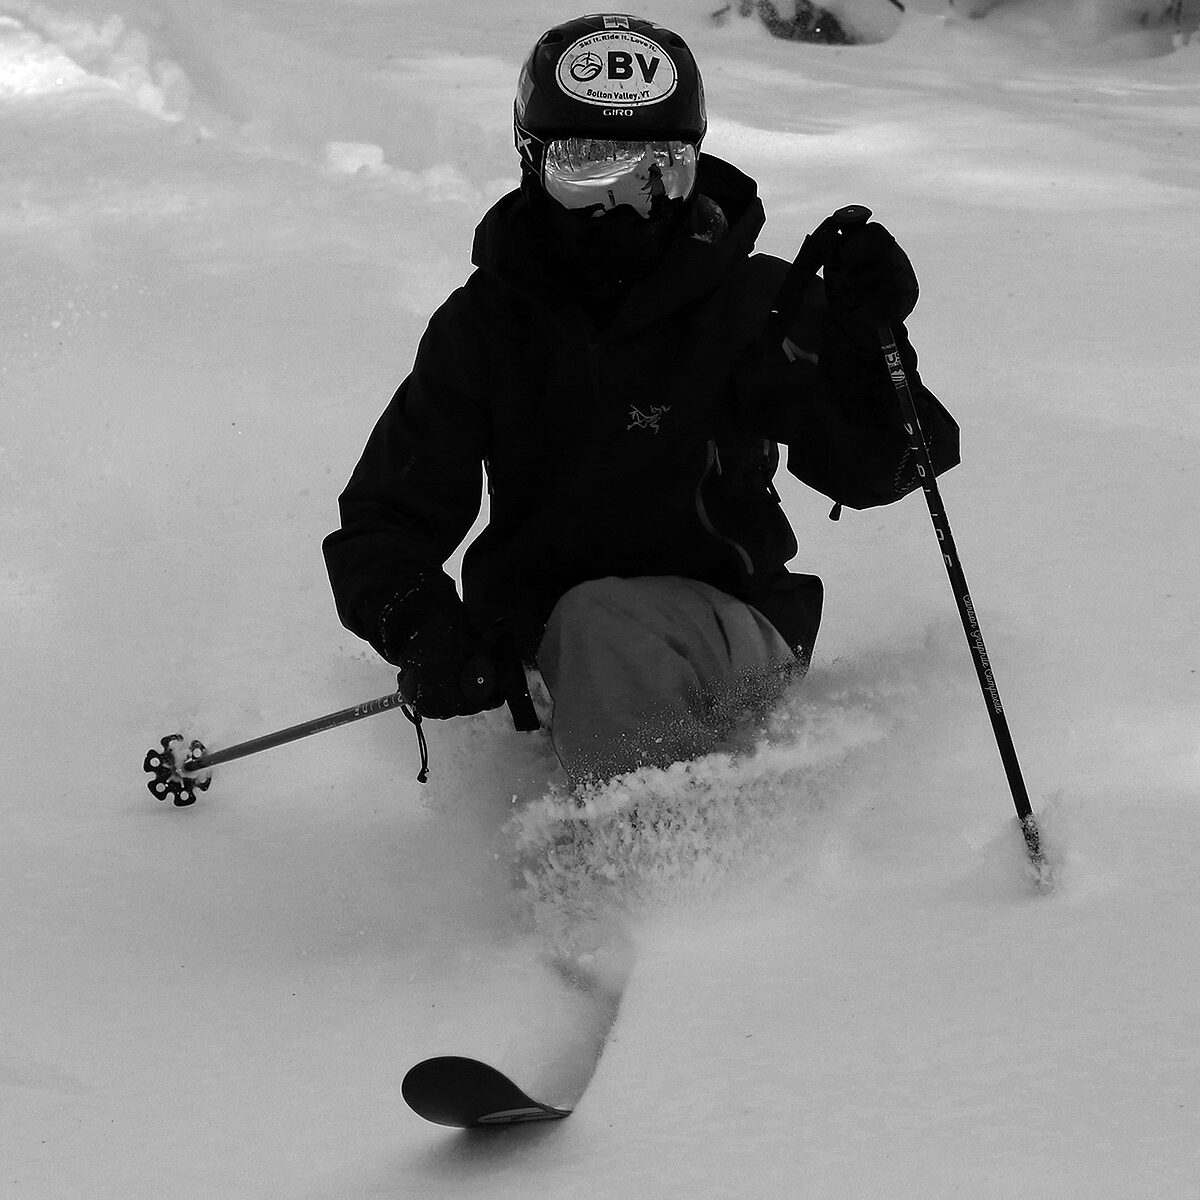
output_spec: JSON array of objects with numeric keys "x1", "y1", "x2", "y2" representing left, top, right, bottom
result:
[{"x1": 695, "y1": 440, "x2": 755, "y2": 576}]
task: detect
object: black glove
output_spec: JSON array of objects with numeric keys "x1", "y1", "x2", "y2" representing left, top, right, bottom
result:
[
  {"x1": 824, "y1": 222, "x2": 919, "y2": 329},
  {"x1": 378, "y1": 573, "x2": 500, "y2": 720}
]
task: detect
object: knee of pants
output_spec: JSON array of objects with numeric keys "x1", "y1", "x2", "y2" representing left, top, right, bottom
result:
[
  {"x1": 538, "y1": 578, "x2": 700, "y2": 711},
  {"x1": 545, "y1": 578, "x2": 633, "y2": 633},
  {"x1": 539, "y1": 578, "x2": 644, "y2": 667}
]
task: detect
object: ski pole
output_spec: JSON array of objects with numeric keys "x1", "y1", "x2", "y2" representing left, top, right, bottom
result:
[
  {"x1": 143, "y1": 683, "x2": 414, "y2": 807},
  {"x1": 145, "y1": 648, "x2": 539, "y2": 807},
  {"x1": 777, "y1": 205, "x2": 1048, "y2": 881},
  {"x1": 876, "y1": 322, "x2": 1047, "y2": 880}
]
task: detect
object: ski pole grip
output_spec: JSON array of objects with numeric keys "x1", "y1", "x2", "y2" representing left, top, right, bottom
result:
[
  {"x1": 459, "y1": 654, "x2": 496, "y2": 707},
  {"x1": 396, "y1": 658, "x2": 500, "y2": 711},
  {"x1": 774, "y1": 204, "x2": 873, "y2": 328},
  {"x1": 460, "y1": 652, "x2": 540, "y2": 733},
  {"x1": 399, "y1": 650, "x2": 537, "y2": 732}
]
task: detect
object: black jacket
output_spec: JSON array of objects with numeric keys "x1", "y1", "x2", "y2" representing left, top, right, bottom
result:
[{"x1": 323, "y1": 156, "x2": 958, "y2": 661}]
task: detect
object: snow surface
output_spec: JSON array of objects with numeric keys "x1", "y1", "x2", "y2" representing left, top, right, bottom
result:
[{"x1": 2, "y1": 1, "x2": 1199, "y2": 1196}]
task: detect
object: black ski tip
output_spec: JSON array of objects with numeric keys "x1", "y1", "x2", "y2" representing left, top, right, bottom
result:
[{"x1": 402, "y1": 1056, "x2": 572, "y2": 1129}]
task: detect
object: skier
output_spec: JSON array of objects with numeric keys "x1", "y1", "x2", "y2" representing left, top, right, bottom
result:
[{"x1": 322, "y1": 12, "x2": 959, "y2": 784}]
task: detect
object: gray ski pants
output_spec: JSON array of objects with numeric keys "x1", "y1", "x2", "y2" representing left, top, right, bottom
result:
[{"x1": 535, "y1": 576, "x2": 798, "y2": 783}]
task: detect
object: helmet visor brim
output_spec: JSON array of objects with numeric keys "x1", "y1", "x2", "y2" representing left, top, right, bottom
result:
[{"x1": 543, "y1": 139, "x2": 697, "y2": 218}]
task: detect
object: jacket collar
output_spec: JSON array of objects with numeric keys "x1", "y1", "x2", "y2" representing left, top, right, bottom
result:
[{"x1": 470, "y1": 155, "x2": 765, "y2": 336}]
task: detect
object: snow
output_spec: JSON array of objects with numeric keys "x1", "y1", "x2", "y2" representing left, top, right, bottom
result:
[{"x1": 3, "y1": 0, "x2": 1198, "y2": 1196}]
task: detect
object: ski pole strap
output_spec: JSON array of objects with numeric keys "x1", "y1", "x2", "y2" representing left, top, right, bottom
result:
[
  {"x1": 396, "y1": 646, "x2": 539, "y2": 784},
  {"x1": 400, "y1": 699, "x2": 430, "y2": 784}
]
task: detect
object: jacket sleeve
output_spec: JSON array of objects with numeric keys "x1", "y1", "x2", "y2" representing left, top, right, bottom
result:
[
  {"x1": 322, "y1": 287, "x2": 490, "y2": 654},
  {"x1": 736, "y1": 272, "x2": 959, "y2": 511}
]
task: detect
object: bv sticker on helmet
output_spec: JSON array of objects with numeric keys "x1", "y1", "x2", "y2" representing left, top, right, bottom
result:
[{"x1": 555, "y1": 32, "x2": 678, "y2": 108}]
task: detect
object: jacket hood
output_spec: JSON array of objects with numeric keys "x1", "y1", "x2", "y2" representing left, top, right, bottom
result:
[{"x1": 469, "y1": 155, "x2": 766, "y2": 334}]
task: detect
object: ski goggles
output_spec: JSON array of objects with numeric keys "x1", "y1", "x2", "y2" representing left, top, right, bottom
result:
[{"x1": 542, "y1": 139, "x2": 698, "y2": 218}]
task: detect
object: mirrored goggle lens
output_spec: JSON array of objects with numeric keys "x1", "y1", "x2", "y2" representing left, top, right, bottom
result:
[{"x1": 543, "y1": 139, "x2": 697, "y2": 217}]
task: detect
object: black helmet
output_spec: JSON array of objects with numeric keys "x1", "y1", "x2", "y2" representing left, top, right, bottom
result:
[{"x1": 514, "y1": 13, "x2": 707, "y2": 178}]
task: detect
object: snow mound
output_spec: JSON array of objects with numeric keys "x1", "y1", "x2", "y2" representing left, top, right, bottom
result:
[
  {"x1": 323, "y1": 141, "x2": 385, "y2": 177},
  {"x1": 711, "y1": 0, "x2": 904, "y2": 45},
  {"x1": 951, "y1": 0, "x2": 1197, "y2": 55},
  {"x1": 0, "y1": 5, "x2": 190, "y2": 115},
  {"x1": 823, "y1": 0, "x2": 907, "y2": 42},
  {"x1": 0, "y1": 12, "x2": 89, "y2": 94}
]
